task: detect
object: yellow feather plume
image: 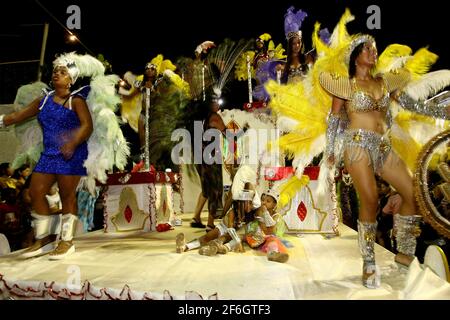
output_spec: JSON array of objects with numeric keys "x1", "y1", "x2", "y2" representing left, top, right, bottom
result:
[
  {"x1": 405, "y1": 47, "x2": 439, "y2": 79},
  {"x1": 375, "y1": 44, "x2": 412, "y2": 74},
  {"x1": 278, "y1": 175, "x2": 310, "y2": 209},
  {"x1": 259, "y1": 33, "x2": 272, "y2": 41},
  {"x1": 329, "y1": 8, "x2": 354, "y2": 48},
  {"x1": 234, "y1": 50, "x2": 255, "y2": 80},
  {"x1": 165, "y1": 71, "x2": 191, "y2": 98},
  {"x1": 312, "y1": 22, "x2": 330, "y2": 58},
  {"x1": 148, "y1": 54, "x2": 176, "y2": 75},
  {"x1": 268, "y1": 42, "x2": 286, "y2": 60}
]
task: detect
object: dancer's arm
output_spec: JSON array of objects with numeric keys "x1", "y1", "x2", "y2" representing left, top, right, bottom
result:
[
  {"x1": 0, "y1": 98, "x2": 41, "y2": 128},
  {"x1": 394, "y1": 90, "x2": 450, "y2": 120},
  {"x1": 324, "y1": 96, "x2": 345, "y2": 166}
]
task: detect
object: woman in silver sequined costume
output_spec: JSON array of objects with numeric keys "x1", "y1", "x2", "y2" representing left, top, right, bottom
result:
[
  {"x1": 319, "y1": 35, "x2": 450, "y2": 288},
  {"x1": 277, "y1": 6, "x2": 312, "y2": 84}
]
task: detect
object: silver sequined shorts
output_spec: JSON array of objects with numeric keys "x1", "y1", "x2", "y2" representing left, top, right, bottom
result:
[{"x1": 342, "y1": 129, "x2": 392, "y2": 174}]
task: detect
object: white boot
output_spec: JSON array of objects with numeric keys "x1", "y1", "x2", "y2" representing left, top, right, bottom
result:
[
  {"x1": 48, "y1": 214, "x2": 77, "y2": 260},
  {"x1": 22, "y1": 212, "x2": 56, "y2": 258},
  {"x1": 50, "y1": 214, "x2": 62, "y2": 240}
]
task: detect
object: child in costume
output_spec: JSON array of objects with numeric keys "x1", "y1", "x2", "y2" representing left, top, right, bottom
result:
[{"x1": 245, "y1": 187, "x2": 289, "y2": 263}]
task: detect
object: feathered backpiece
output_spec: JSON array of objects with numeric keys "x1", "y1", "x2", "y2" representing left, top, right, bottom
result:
[
  {"x1": 284, "y1": 6, "x2": 308, "y2": 40},
  {"x1": 205, "y1": 38, "x2": 252, "y2": 99},
  {"x1": 82, "y1": 73, "x2": 130, "y2": 193}
]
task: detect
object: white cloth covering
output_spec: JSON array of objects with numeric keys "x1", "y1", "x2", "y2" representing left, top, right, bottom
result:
[{"x1": 0, "y1": 223, "x2": 449, "y2": 300}]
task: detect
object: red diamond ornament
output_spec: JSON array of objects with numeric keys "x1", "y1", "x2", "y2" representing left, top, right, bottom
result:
[
  {"x1": 297, "y1": 202, "x2": 307, "y2": 222},
  {"x1": 124, "y1": 205, "x2": 133, "y2": 223}
]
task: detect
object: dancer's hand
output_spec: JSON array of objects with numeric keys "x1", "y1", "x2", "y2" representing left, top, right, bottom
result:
[
  {"x1": 382, "y1": 193, "x2": 402, "y2": 214},
  {"x1": 60, "y1": 141, "x2": 77, "y2": 160}
]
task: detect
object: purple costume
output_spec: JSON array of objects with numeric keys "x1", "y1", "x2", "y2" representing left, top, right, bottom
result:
[{"x1": 33, "y1": 86, "x2": 90, "y2": 176}]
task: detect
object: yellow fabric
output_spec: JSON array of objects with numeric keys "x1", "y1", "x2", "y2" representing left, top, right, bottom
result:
[{"x1": 120, "y1": 75, "x2": 144, "y2": 132}]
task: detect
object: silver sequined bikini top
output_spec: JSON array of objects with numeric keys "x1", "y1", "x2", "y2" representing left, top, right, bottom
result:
[
  {"x1": 346, "y1": 78, "x2": 390, "y2": 113},
  {"x1": 287, "y1": 64, "x2": 308, "y2": 83}
]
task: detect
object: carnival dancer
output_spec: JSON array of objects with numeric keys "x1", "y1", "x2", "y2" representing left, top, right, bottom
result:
[
  {"x1": 279, "y1": 6, "x2": 311, "y2": 84},
  {"x1": 181, "y1": 39, "x2": 252, "y2": 229},
  {"x1": 235, "y1": 34, "x2": 285, "y2": 104},
  {"x1": 0, "y1": 53, "x2": 129, "y2": 259},
  {"x1": 120, "y1": 54, "x2": 190, "y2": 171},
  {"x1": 266, "y1": 9, "x2": 450, "y2": 288},
  {"x1": 176, "y1": 42, "x2": 217, "y2": 229}
]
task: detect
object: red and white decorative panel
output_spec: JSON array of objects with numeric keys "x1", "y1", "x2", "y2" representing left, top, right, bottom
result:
[
  {"x1": 280, "y1": 167, "x2": 339, "y2": 234},
  {"x1": 103, "y1": 172, "x2": 156, "y2": 233}
]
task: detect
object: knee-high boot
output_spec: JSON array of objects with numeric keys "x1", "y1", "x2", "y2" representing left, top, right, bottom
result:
[
  {"x1": 358, "y1": 220, "x2": 380, "y2": 288},
  {"x1": 393, "y1": 214, "x2": 422, "y2": 265}
]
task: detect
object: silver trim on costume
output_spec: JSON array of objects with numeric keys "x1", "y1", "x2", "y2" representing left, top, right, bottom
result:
[
  {"x1": 394, "y1": 214, "x2": 422, "y2": 257},
  {"x1": 357, "y1": 219, "x2": 377, "y2": 263},
  {"x1": 324, "y1": 113, "x2": 340, "y2": 160},
  {"x1": 342, "y1": 129, "x2": 392, "y2": 173},
  {"x1": 397, "y1": 91, "x2": 450, "y2": 120}
]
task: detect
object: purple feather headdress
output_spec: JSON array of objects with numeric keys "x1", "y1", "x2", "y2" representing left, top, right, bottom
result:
[
  {"x1": 253, "y1": 60, "x2": 282, "y2": 101},
  {"x1": 319, "y1": 28, "x2": 331, "y2": 45},
  {"x1": 284, "y1": 6, "x2": 308, "y2": 41}
]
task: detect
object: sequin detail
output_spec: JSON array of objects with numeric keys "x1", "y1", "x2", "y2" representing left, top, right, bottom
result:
[
  {"x1": 357, "y1": 220, "x2": 377, "y2": 263},
  {"x1": 393, "y1": 214, "x2": 422, "y2": 257},
  {"x1": 342, "y1": 129, "x2": 392, "y2": 173},
  {"x1": 347, "y1": 79, "x2": 390, "y2": 113},
  {"x1": 397, "y1": 92, "x2": 450, "y2": 120},
  {"x1": 34, "y1": 93, "x2": 88, "y2": 176},
  {"x1": 287, "y1": 64, "x2": 308, "y2": 83}
]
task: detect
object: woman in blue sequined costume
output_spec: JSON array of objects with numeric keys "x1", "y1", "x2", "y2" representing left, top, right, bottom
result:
[{"x1": 0, "y1": 57, "x2": 93, "y2": 260}]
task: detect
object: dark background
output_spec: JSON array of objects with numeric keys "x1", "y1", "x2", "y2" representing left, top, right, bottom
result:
[{"x1": 1, "y1": 0, "x2": 449, "y2": 104}]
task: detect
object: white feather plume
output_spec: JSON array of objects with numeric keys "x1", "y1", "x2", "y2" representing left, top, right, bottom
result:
[
  {"x1": 54, "y1": 52, "x2": 105, "y2": 79},
  {"x1": 80, "y1": 74, "x2": 130, "y2": 194},
  {"x1": 405, "y1": 70, "x2": 450, "y2": 100},
  {"x1": 276, "y1": 116, "x2": 299, "y2": 132},
  {"x1": 292, "y1": 134, "x2": 325, "y2": 179}
]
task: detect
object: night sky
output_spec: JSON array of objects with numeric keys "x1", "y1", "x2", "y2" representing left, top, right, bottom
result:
[{"x1": 1, "y1": 0, "x2": 449, "y2": 103}]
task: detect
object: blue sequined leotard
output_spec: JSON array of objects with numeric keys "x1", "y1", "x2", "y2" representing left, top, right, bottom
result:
[{"x1": 34, "y1": 86, "x2": 90, "y2": 176}]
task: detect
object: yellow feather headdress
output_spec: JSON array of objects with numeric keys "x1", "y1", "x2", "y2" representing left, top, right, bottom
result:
[{"x1": 146, "y1": 54, "x2": 176, "y2": 76}]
